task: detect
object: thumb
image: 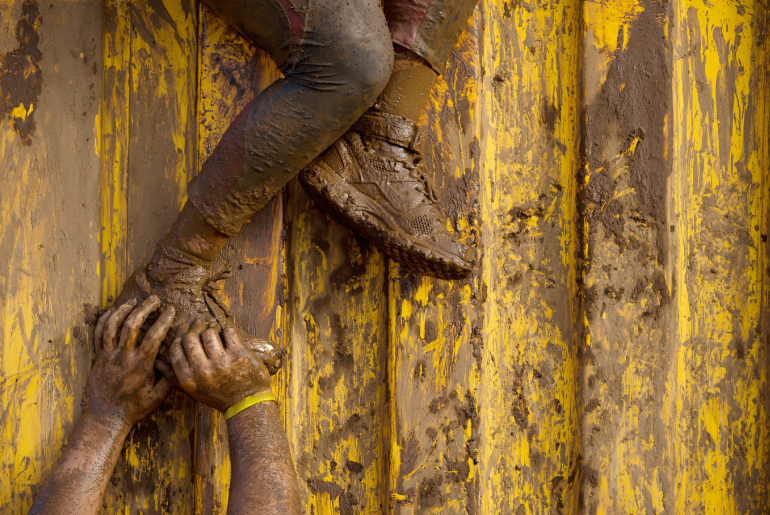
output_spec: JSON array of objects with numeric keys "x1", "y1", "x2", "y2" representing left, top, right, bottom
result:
[
  {"x1": 148, "y1": 377, "x2": 172, "y2": 410},
  {"x1": 155, "y1": 360, "x2": 182, "y2": 390}
]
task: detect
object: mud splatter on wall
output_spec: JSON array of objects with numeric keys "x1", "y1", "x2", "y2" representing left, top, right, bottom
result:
[
  {"x1": 1, "y1": 0, "x2": 768, "y2": 513},
  {"x1": 0, "y1": 0, "x2": 103, "y2": 513},
  {"x1": 0, "y1": 0, "x2": 42, "y2": 145}
]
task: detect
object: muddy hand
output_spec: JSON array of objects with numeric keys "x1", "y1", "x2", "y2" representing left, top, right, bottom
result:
[
  {"x1": 156, "y1": 318, "x2": 272, "y2": 413},
  {"x1": 88, "y1": 297, "x2": 175, "y2": 429},
  {"x1": 158, "y1": 316, "x2": 283, "y2": 381}
]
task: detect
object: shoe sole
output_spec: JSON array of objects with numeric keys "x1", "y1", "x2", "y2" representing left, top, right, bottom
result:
[{"x1": 300, "y1": 164, "x2": 472, "y2": 280}]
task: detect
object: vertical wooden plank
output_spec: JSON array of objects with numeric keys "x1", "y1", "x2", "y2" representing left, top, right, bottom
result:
[
  {"x1": 126, "y1": 0, "x2": 199, "y2": 263},
  {"x1": 0, "y1": 0, "x2": 103, "y2": 512},
  {"x1": 670, "y1": 0, "x2": 770, "y2": 512},
  {"x1": 194, "y1": 7, "x2": 285, "y2": 514},
  {"x1": 387, "y1": 19, "x2": 482, "y2": 515},
  {"x1": 286, "y1": 183, "x2": 389, "y2": 515},
  {"x1": 478, "y1": 0, "x2": 582, "y2": 512},
  {"x1": 101, "y1": 0, "x2": 199, "y2": 512},
  {"x1": 578, "y1": 1, "x2": 674, "y2": 512},
  {"x1": 101, "y1": 0, "x2": 130, "y2": 308}
]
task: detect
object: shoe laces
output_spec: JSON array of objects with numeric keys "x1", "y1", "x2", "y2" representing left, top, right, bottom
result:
[
  {"x1": 406, "y1": 159, "x2": 439, "y2": 204},
  {"x1": 354, "y1": 132, "x2": 440, "y2": 209}
]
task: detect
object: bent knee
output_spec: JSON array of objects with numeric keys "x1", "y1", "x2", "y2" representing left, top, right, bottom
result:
[
  {"x1": 285, "y1": 5, "x2": 393, "y2": 110},
  {"x1": 343, "y1": 43, "x2": 393, "y2": 107}
]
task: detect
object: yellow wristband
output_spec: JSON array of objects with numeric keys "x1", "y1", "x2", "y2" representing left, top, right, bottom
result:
[{"x1": 224, "y1": 391, "x2": 277, "y2": 421}]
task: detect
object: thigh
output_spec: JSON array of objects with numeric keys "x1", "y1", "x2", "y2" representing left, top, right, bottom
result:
[
  {"x1": 205, "y1": 0, "x2": 391, "y2": 79},
  {"x1": 203, "y1": 0, "x2": 294, "y2": 69}
]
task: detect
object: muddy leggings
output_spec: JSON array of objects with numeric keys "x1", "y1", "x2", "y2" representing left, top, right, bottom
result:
[{"x1": 188, "y1": 0, "x2": 479, "y2": 236}]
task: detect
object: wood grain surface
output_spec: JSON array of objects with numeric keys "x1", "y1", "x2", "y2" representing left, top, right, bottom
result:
[
  {"x1": 101, "y1": 0, "x2": 198, "y2": 512},
  {"x1": 0, "y1": 1, "x2": 103, "y2": 512},
  {"x1": 1, "y1": 0, "x2": 769, "y2": 514}
]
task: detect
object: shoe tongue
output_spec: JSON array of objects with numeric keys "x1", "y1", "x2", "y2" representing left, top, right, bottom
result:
[
  {"x1": 354, "y1": 111, "x2": 425, "y2": 154},
  {"x1": 361, "y1": 135, "x2": 417, "y2": 165}
]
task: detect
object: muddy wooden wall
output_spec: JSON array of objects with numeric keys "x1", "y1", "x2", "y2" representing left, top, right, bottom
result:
[{"x1": 1, "y1": 0, "x2": 768, "y2": 513}]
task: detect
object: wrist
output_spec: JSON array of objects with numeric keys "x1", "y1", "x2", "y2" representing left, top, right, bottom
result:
[
  {"x1": 224, "y1": 390, "x2": 277, "y2": 422},
  {"x1": 83, "y1": 404, "x2": 134, "y2": 435}
]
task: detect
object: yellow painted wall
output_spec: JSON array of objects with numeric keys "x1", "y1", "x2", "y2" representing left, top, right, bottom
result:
[{"x1": 1, "y1": 0, "x2": 768, "y2": 514}]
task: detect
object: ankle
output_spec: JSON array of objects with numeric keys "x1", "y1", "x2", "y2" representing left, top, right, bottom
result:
[
  {"x1": 369, "y1": 46, "x2": 437, "y2": 123},
  {"x1": 164, "y1": 202, "x2": 229, "y2": 262},
  {"x1": 146, "y1": 202, "x2": 229, "y2": 284}
]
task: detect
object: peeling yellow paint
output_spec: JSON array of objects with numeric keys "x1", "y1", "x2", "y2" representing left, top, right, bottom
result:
[
  {"x1": 671, "y1": 0, "x2": 770, "y2": 512},
  {"x1": 4, "y1": 0, "x2": 769, "y2": 513},
  {"x1": 480, "y1": 0, "x2": 581, "y2": 511}
]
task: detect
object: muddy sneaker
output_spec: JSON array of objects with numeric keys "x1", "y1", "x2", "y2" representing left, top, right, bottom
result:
[
  {"x1": 299, "y1": 111, "x2": 473, "y2": 280},
  {"x1": 115, "y1": 245, "x2": 285, "y2": 374}
]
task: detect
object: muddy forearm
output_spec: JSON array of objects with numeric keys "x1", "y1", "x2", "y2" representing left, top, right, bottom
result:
[
  {"x1": 226, "y1": 401, "x2": 301, "y2": 515},
  {"x1": 29, "y1": 410, "x2": 129, "y2": 515}
]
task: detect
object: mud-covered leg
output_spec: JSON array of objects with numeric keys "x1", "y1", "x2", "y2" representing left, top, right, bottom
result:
[
  {"x1": 299, "y1": 0, "x2": 480, "y2": 280},
  {"x1": 116, "y1": 0, "x2": 394, "y2": 369}
]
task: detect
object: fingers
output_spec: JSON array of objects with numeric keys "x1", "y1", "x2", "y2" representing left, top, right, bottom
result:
[
  {"x1": 119, "y1": 296, "x2": 161, "y2": 354},
  {"x1": 103, "y1": 300, "x2": 137, "y2": 352},
  {"x1": 189, "y1": 317, "x2": 208, "y2": 336},
  {"x1": 168, "y1": 337, "x2": 195, "y2": 392},
  {"x1": 182, "y1": 319, "x2": 210, "y2": 370},
  {"x1": 222, "y1": 327, "x2": 244, "y2": 351},
  {"x1": 201, "y1": 329, "x2": 226, "y2": 362},
  {"x1": 148, "y1": 377, "x2": 172, "y2": 408},
  {"x1": 174, "y1": 322, "x2": 190, "y2": 342},
  {"x1": 155, "y1": 360, "x2": 181, "y2": 390},
  {"x1": 139, "y1": 306, "x2": 175, "y2": 360},
  {"x1": 94, "y1": 309, "x2": 113, "y2": 355}
]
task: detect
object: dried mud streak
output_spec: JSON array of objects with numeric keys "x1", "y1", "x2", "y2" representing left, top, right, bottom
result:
[
  {"x1": 478, "y1": 0, "x2": 581, "y2": 511},
  {"x1": 0, "y1": 0, "x2": 41, "y2": 146},
  {"x1": 125, "y1": 0, "x2": 198, "y2": 266},
  {"x1": 195, "y1": 8, "x2": 285, "y2": 514},
  {"x1": 100, "y1": 0, "x2": 130, "y2": 305},
  {"x1": 101, "y1": 1, "x2": 198, "y2": 512},
  {"x1": 388, "y1": 17, "x2": 481, "y2": 515},
  {"x1": 579, "y1": 1, "x2": 672, "y2": 512},
  {"x1": 287, "y1": 178, "x2": 389, "y2": 514},
  {"x1": 0, "y1": 1, "x2": 103, "y2": 512},
  {"x1": 670, "y1": 0, "x2": 770, "y2": 511}
]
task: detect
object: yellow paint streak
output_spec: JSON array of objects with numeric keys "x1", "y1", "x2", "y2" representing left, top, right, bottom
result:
[
  {"x1": 671, "y1": 0, "x2": 770, "y2": 512},
  {"x1": 10, "y1": 102, "x2": 32, "y2": 121},
  {"x1": 480, "y1": 0, "x2": 581, "y2": 511},
  {"x1": 584, "y1": 0, "x2": 644, "y2": 54},
  {"x1": 290, "y1": 203, "x2": 388, "y2": 514},
  {"x1": 582, "y1": 0, "x2": 643, "y2": 106},
  {"x1": 129, "y1": 0, "x2": 197, "y2": 207},
  {"x1": 387, "y1": 19, "x2": 481, "y2": 513},
  {"x1": 100, "y1": 0, "x2": 130, "y2": 305},
  {"x1": 0, "y1": 3, "x2": 100, "y2": 511}
]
